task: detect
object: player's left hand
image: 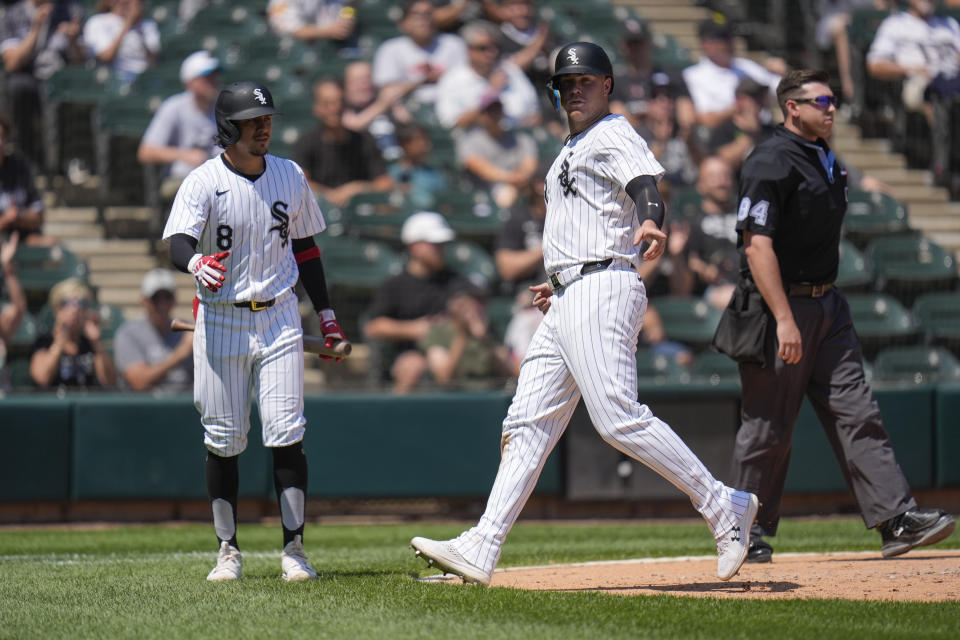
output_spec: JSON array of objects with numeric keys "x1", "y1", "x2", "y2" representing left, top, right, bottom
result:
[
  {"x1": 634, "y1": 219, "x2": 667, "y2": 261},
  {"x1": 317, "y1": 308, "x2": 346, "y2": 362}
]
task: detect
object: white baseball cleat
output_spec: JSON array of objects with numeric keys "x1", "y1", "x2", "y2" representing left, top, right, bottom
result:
[
  {"x1": 411, "y1": 536, "x2": 492, "y2": 586},
  {"x1": 207, "y1": 540, "x2": 242, "y2": 582},
  {"x1": 716, "y1": 491, "x2": 759, "y2": 581},
  {"x1": 281, "y1": 534, "x2": 319, "y2": 582}
]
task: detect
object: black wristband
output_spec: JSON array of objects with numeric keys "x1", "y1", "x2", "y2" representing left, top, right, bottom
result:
[
  {"x1": 625, "y1": 175, "x2": 665, "y2": 229},
  {"x1": 169, "y1": 233, "x2": 198, "y2": 273}
]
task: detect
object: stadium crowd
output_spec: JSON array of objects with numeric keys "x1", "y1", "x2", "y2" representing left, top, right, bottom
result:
[{"x1": 1, "y1": 0, "x2": 959, "y2": 395}]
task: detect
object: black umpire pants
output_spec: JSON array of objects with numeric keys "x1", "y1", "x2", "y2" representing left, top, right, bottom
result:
[{"x1": 733, "y1": 288, "x2": 916, "y2": 535}]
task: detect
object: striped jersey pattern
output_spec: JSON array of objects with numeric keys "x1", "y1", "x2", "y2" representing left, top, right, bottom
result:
[
  {"x1": 163, "y1": 154, "x2": 326, "y2": 303},
  {"x1": 542, "y1": 114, "x2": 664, "y2": 274}
]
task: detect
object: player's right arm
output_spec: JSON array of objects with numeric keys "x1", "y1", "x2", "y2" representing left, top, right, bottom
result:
[{"x1": 163, "y1": 170, "x2": 228, "y2": 291}]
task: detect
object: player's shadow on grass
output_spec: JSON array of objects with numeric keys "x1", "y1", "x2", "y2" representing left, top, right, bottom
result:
[{"x1": 561, "y1": 581, "x2": 800, "y2": 595}]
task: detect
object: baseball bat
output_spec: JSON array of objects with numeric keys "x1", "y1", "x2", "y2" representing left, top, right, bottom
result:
[{"x1": 170, "y1": 318, "x2": 352, "y2": 359}]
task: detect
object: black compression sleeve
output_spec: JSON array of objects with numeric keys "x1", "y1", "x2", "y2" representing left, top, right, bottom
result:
[
  {"x1": 292, "y1": 236, "x2": 332, "y2": 311},
  {"x1": 625, "y1": 175, "x2": 665, "y2": 229},
  {"x1": 169, "y1": 233, "x2": 198, "y2": 273}
]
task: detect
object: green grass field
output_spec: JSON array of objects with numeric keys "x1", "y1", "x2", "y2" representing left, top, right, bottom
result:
[{"x1": 1, "y1": 518, "x2": 958, "y2": 639}]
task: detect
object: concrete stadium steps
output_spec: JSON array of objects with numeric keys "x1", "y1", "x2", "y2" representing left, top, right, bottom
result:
[
  {"x1": 835, "y1": 151, "x2": 906, "y2": 170},
  {"x1": 45, "y1": 206, "x2": 98, "y2": 224},
  {"x1": 864, "y1": 168, "x2": 930, "y2": 187},
  {"x1": 614, "y1": 0, "x2": 709, "y2": 52},
  {"x1": 45, "y1": 221, "x2": 104, "y2": 240},
  {"x1": 890, "y1": 185, "x2": 950, "y2": 203},
  {"x1": 831, "y1": 137, "x2": 891, "y2": 154}
]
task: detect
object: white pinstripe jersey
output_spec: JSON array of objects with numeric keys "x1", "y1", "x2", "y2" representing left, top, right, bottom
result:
[
  {"x1": 163, "y1": 154, "x2": 326, "y2": 303},
  {"x1": 542, "y1": 114, "x2": 664, "y2": 274}
]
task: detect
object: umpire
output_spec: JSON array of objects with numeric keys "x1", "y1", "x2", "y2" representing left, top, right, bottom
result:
[{"x1": 730, "y1": 69, "x2": 955, "y2": 562}]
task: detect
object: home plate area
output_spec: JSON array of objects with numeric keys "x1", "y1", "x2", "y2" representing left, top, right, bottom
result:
[{"x1": 418, "y1": 549, "x2": 960, "y2": 601}]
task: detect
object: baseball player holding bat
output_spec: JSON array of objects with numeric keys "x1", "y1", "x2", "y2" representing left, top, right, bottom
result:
[
  {"x1": 163, "y1": 80, "x2": 347, "y2": 582},
  {"x1": 411, "y1": 42, "x2": 758, "y2": 585}
]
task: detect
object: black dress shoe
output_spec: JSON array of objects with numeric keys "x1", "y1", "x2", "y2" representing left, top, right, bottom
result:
[
  {"x1": 747, "y1": 535, "x2": 773, "y2": 563},
  {"x1": 878, "y1": 508, "x2": 956, "y2": 558}
]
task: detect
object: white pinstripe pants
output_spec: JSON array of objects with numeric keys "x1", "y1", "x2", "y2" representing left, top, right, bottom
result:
[
  {"x1": 194, "y1": 289, "x2": 306, "y2": 456},
  {"x1": 455, "y1": 268, "x2": 743, "y2": 573}
]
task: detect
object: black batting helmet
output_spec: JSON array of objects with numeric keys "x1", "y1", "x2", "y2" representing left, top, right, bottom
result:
[
  {"x1": 214, "y1": 81, "x2": 278, "y2": 147},
  {"x1": 548, "y1": 42, "x2": 614, "y2": 92}
]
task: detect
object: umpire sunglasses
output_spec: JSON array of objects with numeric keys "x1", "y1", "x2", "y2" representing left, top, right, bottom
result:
[{"x1": 793, "y1": 95, "x2": 838, "y2": 109}]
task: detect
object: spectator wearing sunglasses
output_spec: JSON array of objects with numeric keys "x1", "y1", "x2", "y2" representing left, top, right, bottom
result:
[
  {"x1": 30, "y1": 277, "x2": 116, "y2": 389},
  {"x1": 434, "y1": 20, "x2": 539, "y2": 129},
  {"x1": 113, "y1": 268, "x2": 193, "y2": 393}
]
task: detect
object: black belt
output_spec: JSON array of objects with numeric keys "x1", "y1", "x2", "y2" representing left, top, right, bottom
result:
[
  {"x1": 233, "y1": 298, "x2": 275, "y2": 311},
  {"x1": 788, "y1": 283, "x2": 833, "y2": 298},
  {"x1": 548, "y1": 258, "x2": 614, "y2": 291},
  {"x1": 580, "y1": 258, "x2": 614, "y2": 275}
]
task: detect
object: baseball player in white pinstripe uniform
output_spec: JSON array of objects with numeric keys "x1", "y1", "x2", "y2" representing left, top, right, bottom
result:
[
  {"x1": 163, "y1": 81, "x2": 346, "y2": 582},
  {"x1": 411, "y1": 42, "x2": 758, "y2": 585}
]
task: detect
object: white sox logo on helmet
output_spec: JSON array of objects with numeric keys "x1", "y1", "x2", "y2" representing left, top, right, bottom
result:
[
  {"x1": 253, "y1": 88, "x2": 267, "y2": 105},
  {"x1": 567, "y1": 48, "x2": 579, "y2": 64}
]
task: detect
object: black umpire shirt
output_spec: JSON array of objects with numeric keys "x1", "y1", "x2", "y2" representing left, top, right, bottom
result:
[{"x1": 735, "y1": 125, "x2": 848, "y2": 286}]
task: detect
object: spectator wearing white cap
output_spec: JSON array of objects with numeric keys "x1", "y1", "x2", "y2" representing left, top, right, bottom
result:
[
  {"x1": 137, "y1": 49, "x2": 222, "y2": 202},
  {"x1": 113, "y1": 268, "x2": 193, "y2": 393},
  {"x1": 363, "y1": 211, "x2": 473, "y2": 394}
]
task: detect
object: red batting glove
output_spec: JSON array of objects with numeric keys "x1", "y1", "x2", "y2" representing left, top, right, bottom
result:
[
  {"x1": 318, "y1": 308, "x2": 345, "y2": 362},
  {"x1": 188, "y1": 251, "x2": 229, "y2": 292}
]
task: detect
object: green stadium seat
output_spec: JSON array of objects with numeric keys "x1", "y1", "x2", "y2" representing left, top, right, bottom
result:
[
  {"x1": 95, "y1": 303, "x2": 125, "y2": 344},
  {"x1": 846, "y1": 292, "x2": 919, "y2": 360},
  {"x1": 843, "y1": 190, "x2": 910, "y2": 247},
  {"x1": 865, "y1": 235, "x2": 958, "y2": 306},
  {"x1": 651, "y1": 33, "x2": 692, "y2": 71},
  {"x1": 912, "y1": 292, "x2": 960, "y2": 355},
  {"x1": 3, "y1": 356, "x2": 34, "y2": 391},
  {"x1": 12, "y1": 244, "x2": 89, "y2": 309},
  {"x1": 313, "y1": 235, "x2": 403, "y2": 289},
  {"x1": 431, "y1": 189, "x2": 506, "y2": 241},
  {"x1": 127, "y1": 64, "x2": 183, "y2": 102},
  {"x1": 148, "y1": 1, "x2": 181, "y2": 38},
  {"x1": 873, "y1": 346, "x2": 960, "y2": 385},
  {"x1": 270, "y1": 113, "x2": 314, "y2": 158},
  {"x1": 7, "y1": 311, "x2": 38, "y2": 358},
  {"x1": 486, "y1": 296, "x2": 515, "y2": 341},
  {"x1": 668, "y1": 188, "x2": 703, "y2": 223},
  {"x1": 650, "y1": 296, "x2": 723, "y2": 349},
  {"x1": 689, "y1": 351, "x2": 741, "y2": 387},
  {"x1": 42, "y1": 64, "x2": 114, "y2": 175},
  {"x1": 343, "y1": 191, "x2": 412, "y2": 240},
  {"x1": 94, "y1": 94, "x2": 155, "y2": 204},
  {"x1": 445, "y1": 240, "x2": 498, "y2": 292},
  {"x1": 43, "y1": 64, "x2": 113, "y2": 106},
  {"x1": 835, "y1": 238, "x2": 874, "y2": 292},
  {"x1": 189, "y1": 5, "x2": 271, "y2": 37},
  {"x1": 635, "y1": 347, "x2": 688, "y2": 385}
]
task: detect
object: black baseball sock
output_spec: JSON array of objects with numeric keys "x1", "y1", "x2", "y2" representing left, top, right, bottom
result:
[
  {"x1": 206, "y1": 452, "x2": 239, "y2": 549},
  {"x1": 272, "y1": 443, "x2": 308, "y2": 547}
]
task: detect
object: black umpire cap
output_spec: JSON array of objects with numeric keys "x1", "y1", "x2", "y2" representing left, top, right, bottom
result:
[
  {"x1": 214, "y1": 81, "x2": 278, "y2": 147},
  {"x1": 548, "y1": 42, "x2": 614, "y2": 92}
]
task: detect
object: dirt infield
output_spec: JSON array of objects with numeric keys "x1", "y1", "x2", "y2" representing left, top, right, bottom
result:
[{"x1": 424, "y1": 549, "x2": 960, "y2": 601}]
